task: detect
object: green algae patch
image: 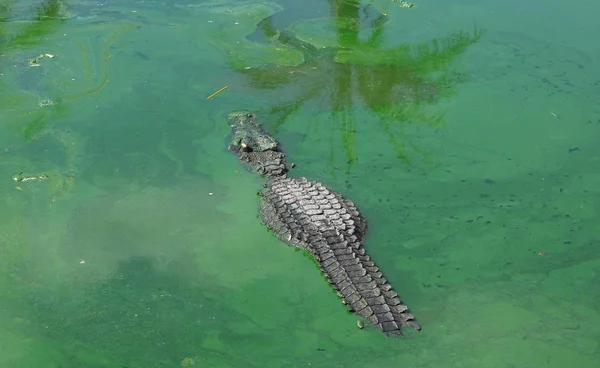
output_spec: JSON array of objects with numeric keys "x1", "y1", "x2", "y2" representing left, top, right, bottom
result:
[
  {"x1": 288, "y1": 17, "x2": 355, "y2": 50},
  {"x1": 206, "y1": 1, "x2": 305, "y2": 68}
]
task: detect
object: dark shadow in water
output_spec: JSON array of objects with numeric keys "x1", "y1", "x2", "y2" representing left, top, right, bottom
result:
[
  {"x1": 22, "y1": 257, "x2": 243, "y2": 367},
  {"x1": 234, "y1": 0, "x2": 484, "y2": 171}
]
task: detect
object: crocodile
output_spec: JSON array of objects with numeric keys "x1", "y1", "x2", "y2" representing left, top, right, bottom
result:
[{"x1": 227, "y1": 111, "x2": 421, "y2": 336}]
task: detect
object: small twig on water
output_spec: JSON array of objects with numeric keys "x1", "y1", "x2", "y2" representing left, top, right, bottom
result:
[{"x1": 206, "y1": 85, "x2": 228, "y2": 100}]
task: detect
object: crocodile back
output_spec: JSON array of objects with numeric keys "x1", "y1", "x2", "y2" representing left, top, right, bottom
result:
[{"x1": 259, "y1": 176, "x2": 421, "y2": 335}]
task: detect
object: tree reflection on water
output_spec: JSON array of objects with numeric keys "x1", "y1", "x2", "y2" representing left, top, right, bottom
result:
[{"x1": 235, "y1": 0, "x2": 484, "y2": 169}]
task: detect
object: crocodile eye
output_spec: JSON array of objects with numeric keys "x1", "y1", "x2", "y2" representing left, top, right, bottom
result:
[{"x1": 240, "y1": 138, "x2": 252, "y2": 152}]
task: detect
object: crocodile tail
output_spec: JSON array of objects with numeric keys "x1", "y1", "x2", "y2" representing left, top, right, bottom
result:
[
  {"x1": 329, "y1": 195, "x2": 419, "y2": 334},
  {"x1": 316, "y1": 236, "x2": 421, "y2": 336}
]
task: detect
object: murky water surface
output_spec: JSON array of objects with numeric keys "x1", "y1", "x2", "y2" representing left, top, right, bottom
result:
[{"x1": 1, "y1": 0, "x2": 599, "y2": 367}]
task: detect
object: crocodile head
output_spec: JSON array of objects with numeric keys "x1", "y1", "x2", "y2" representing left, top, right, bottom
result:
[
  {"x1": 227, "y1": 111, "x2": 278, "y2": 153},
  {"x1": 227, "y1": 111, "x2": 288, "y2": 178}
]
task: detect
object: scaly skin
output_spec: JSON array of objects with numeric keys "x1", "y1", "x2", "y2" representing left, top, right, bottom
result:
[{"x1": 227, "y1": 112, "x2": 420, "y2": 336}]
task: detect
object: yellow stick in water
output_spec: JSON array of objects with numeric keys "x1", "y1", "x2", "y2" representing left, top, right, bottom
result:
[{"x1": 206, "y1": 85, "x2": 228, "y2": 100}]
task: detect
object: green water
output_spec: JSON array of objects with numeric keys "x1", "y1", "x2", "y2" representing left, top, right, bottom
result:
[{"x1": 1, "y1": 0, "x2": 599, "y2": 367}]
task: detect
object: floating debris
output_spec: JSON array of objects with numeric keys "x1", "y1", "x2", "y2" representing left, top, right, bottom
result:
[
  {"x1": 39, "y1": 99, "x2": 57, "y2": 108},
  {"x1": 13, "y1": 172, "x2": 49, "y2": 183},
  {"x1": 28, "y1": 53, "x2": 56, "y2": 67},
  {"x1": 391, "y1": 0, "x2": 415, "y2": 8},
  {"x1": 206, "y1": 85, "x2": 228, "y2": 100}
]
